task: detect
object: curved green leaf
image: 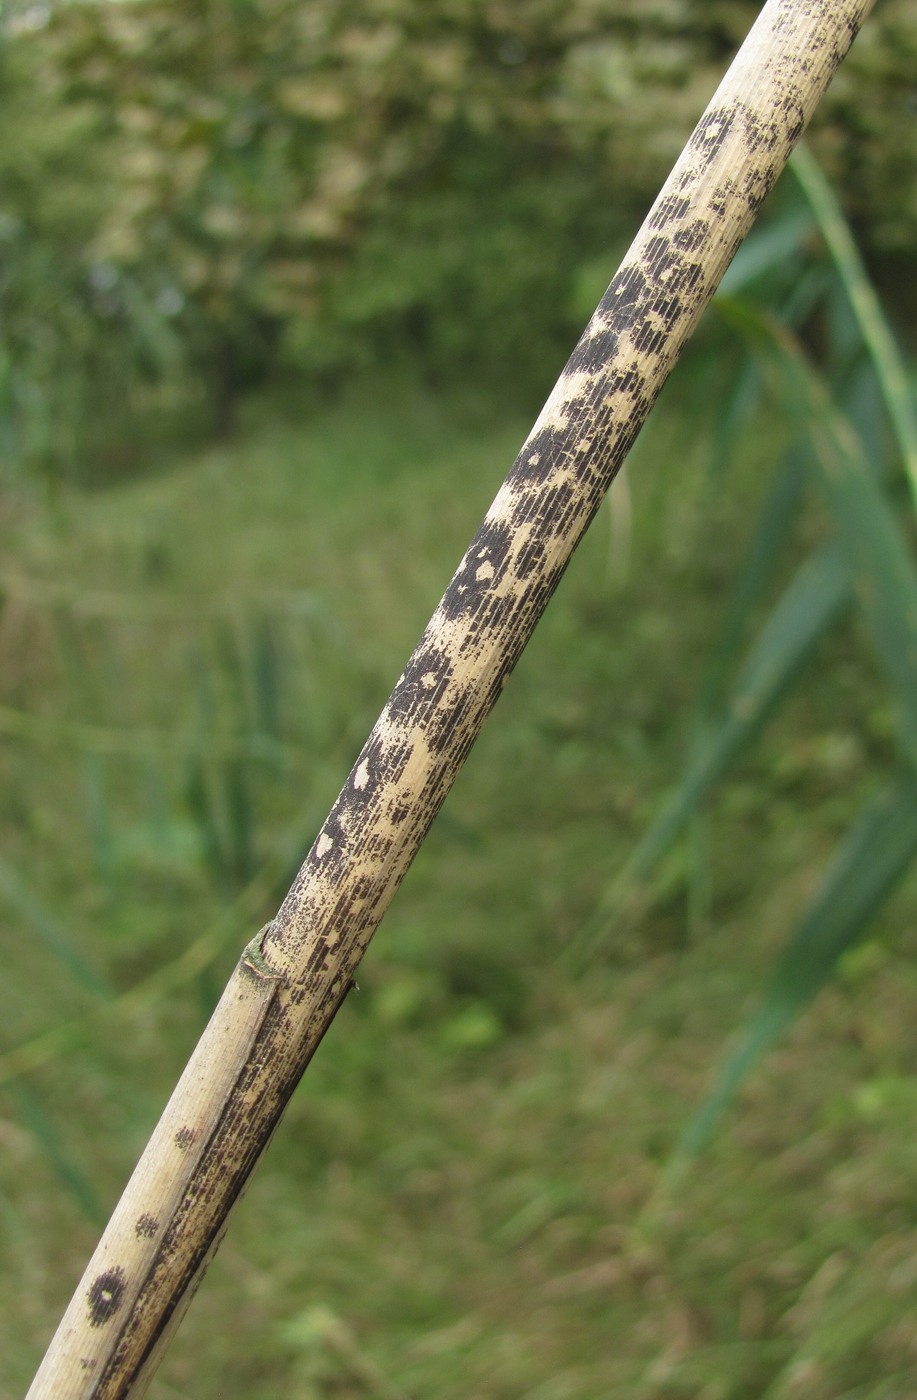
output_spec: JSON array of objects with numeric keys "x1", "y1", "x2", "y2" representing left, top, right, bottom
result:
[
  {"x1": 670, "y1": 772, "x2": 917, "y2": 1170},
  {"x1": 790, "y1": 143, "x2": 917, "y2": 510},
  {"x1": 577, "y1": 543, "x2": 850, "y2": 957},
  {"x1": 719, "y1": 300, "x2": 917, "y2": 764},
  {"x1": 0, "y1": 858, "x2": 112, "y2": 999}
]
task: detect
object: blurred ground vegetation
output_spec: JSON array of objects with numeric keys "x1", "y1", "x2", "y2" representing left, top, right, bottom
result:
[
  {"x1": 3, "y1": 352, "x2": 917, "y2": 1398},
  {"x1": 2, "y1": 3, "x2": 917, "y2": 1398}
]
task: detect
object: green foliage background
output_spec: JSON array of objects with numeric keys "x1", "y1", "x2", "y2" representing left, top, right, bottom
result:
[
  {"x1": 2, "y1": 0, "x2": 917, "y2": 477},
  {"x1": 2, "y1": 4, "x2": 917, "y2": 1399}
]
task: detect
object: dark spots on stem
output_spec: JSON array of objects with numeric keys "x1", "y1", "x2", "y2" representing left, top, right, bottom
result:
[
  {"x1": 510, "y1": 426, "x2": 566, "y2": 488},
  {"x1": 512, "y1": 537, "x2": 548, "y2": 583},
  {"x1": 427, "y1": 682, "x2": 480, "y2": 757},
  {"x1": 87, "y1": 1267, "x2": 126, "y2": 1328},
  {"x1": 689, "y1": 106, "x2": 733, "y2": 167},
  {"x1": 599, "y1": 264, "x2": 650, "y2": 335},
  {"x1": 565, "y1": 324, "x2": 619, "y2": 378},
  {"x1": 671, "y1": 218, "x2": 707, "y2": 255},
  {"x1": 313, "y1": 809, "x2": 349, "y2": 871},
  {"x1": 388, "y1": 642, "x2": 457, "y2": 723},
  {"x1": 345, "y1": 730, "x2": 415, "y2": 802},
  {"x1": 740, "y1": 106, "x2": 781, "y2": 155},
  {"x1": 782, "y1": 95, "x2": 807, "y2": 147},
  {"x1": 649, "y1": 193, "x2": 691, "y2": 229},
  {"x1": 134, "y1": 1214, "x2": 159, "y2": 1239},
  {"x1": 439, "y1": 519, "x2": 513, "y2": 622}
]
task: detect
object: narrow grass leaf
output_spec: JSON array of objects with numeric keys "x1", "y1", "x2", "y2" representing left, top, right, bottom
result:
[
  {"x1": 841, "y1": 357, "x2": 893, "y2": 484},
  {"x1": 721, "y1": 300, "x2": 917, "y2": 763},
  {"x1": 578, "y1": 544, "x2": 850, "y2": 956},
  {"x1": 0, "y1": 700, "x2": 303, "y2": 760},
  {"x1": 0, "y1": 857, "x2": 112, "y2": 998},
  {"x1": 249, "y1": 611, "x2": 282, "y2": 743},
  {"x1": 83, "y1": 752, "x2": 116, "y2": 885},
  {"x1": 671, "y1": 772, "x2": 917, "y2": 1166},
  {"x1": 184, "y1": 754, "x2": 225, "y2": 885},
  {"x1": 790, "y1": 142, "x2": 917, "y2": 508},
  {"x1": 214, "y1": 617, "x2": 250, "y2": 732},
  {"x1": 698, "y1": 445, "x2": 807, "y2": 713},
  {"x1": 223, "y1": 757, "x2": 255, "y2": 885},
  {"x1": 704, "y1": 356, "x2": 762, "y2": 486},
  {"x1": 49, "y1": 607, "x2": 101, "y2": 718},
  {"x1": 5, "y1": 1081, "x2": 105, "y2": 1224},
  {"x1": 718, "y1": 203, "x2": 815, "y2": 297},
  {"x1": 808, "y1": 411, "x2": 917, "y2": 762}
]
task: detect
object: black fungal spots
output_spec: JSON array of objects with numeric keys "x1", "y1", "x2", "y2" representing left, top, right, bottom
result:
[
  {"x1": 689, "y1": 106, "x2": 733, "y2": 167},
  {"x1": 314, "y1": 811, "x2": 347, "y2": 868},
  {"x1": 134, "y1": 1214, "x2": 159, "y2": 1239},
  {"x1": 607, "y1": 237, "x2": 705, "y2": 352},
  {"x1": 334, "y1": 731, "x2": 414, "y2": 832},
  {"x1": 606, "y1": 361, "x2": 645, "y2": 400},
  {"x1": 644, "y1": 237, "x2": 704, "y2": 299},
  {"x1": 631, "y1": 319, "x2": 665, "y2": 357},
  {"x1": 440, "y1": 521, "x2": 512, "y2": 622},
  {"x1": 780, "y1": 96, "x2": 807, "y2": 148},
  {"x1": 527, "y1": 476, "x2": 578, "y2": 528},
  {"x1": 511, "y1": 427, "x2": 560, "y2": 488},
  {"x1": 649, "y1": 193, "x2": 691, "y2": 230},
  {"x1": 672, "y1": 219, "x2": 707, "y2": 255},
  {"x1": 87, "y1": 1267, "x2": 126, "y2": 1327},
  {"x1": 601, "y1": 265, "x2": 650, "y2": 335},
  {"x1": 348, "y1": 874, "x2": 377, "y2": 907},
  {"x1": 427, "y1": 685, "x2": 477, "y2": 756},
  {"x1": 565, "y1": 324, "x2": 619, "y2": 378},
  {"x1": 740, "y1": 107, "x2": 781, "y2": 155},
  {"x1": 174, "y1": 1126, "x2": 196, "y2": 1153},
  {"x1": 513, "y1": 537, "x2": 548, "y2": 582},
  {"x1": 388, "y1": 643, "x2": 456, "y2": 723},
  {"x1": 361, "y1": 730, "x2": 413, "y2": 791}
]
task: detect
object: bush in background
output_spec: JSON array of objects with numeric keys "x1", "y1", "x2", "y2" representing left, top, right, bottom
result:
[{"x1": 2, "y1": 0, "x2": 915, "y2": 479}]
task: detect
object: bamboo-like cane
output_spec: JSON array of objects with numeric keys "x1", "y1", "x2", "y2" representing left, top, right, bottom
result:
[{"x1": 28, "y1": 2, "x2": 875, "y2": 1395}]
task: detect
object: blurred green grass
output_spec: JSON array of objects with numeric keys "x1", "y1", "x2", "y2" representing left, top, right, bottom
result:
[{"x1": 2, "y1": 347, "x2": 917, "y2": 1398}]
